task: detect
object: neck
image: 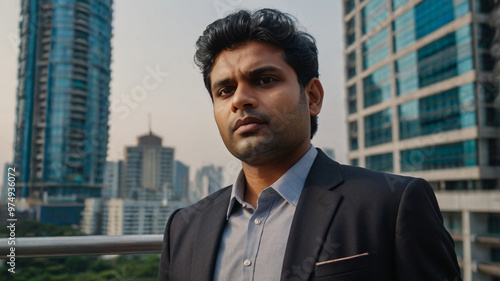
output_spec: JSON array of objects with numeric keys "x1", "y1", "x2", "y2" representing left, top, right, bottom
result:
[{"x1": 242, "y1": 142, "x2": 311, "y2": 208}]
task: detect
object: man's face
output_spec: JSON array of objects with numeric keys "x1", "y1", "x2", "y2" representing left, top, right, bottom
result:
[{"x1": 210, "y1": 41, "x2": 312, "y2": 165}]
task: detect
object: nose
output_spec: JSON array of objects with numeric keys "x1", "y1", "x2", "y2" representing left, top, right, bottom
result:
[{"x1": 231, "y1": 84, "x2": 258, "y2": 113}]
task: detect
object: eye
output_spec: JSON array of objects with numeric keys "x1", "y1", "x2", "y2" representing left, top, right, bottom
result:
[
  {"x1": 257, "y1": 76, "x2": 277, "y2": 86},
  {"x1": 217, "y1": 87, "x2": 235, "y2": 97}
]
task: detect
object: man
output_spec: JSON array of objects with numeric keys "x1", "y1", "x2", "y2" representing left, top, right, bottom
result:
[{"x1": 159, "y1": 9, "x2": 462, "y2": 281}]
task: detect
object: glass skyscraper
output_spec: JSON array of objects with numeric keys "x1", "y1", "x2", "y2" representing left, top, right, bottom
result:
[
  {"x1": 13, "y1": 0, "x2": 112, "y2": 203},
  {"x1": 344, "y1": 0, "x2": 499, "y2": 189},
  {"x1": 343, "y1": 1, "x2": 500, "y2": 280}
]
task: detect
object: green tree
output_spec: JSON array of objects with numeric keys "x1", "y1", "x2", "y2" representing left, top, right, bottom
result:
[{"x1": 1, "y1": 222, "x2": 160, "y2": 280}]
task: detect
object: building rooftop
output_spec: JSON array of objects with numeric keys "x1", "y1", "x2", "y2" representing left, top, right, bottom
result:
[{"x1": 137, "y1": 131, "x2": 162, "y2": 146}]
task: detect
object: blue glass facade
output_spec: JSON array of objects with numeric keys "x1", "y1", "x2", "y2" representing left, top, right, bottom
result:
[
  {"x1": 399, "y1": 83, "x2": 476, "y2": 139},
  {"x1": 362, "y1": 0, "x2": 389, "y2": 34},
  {"x1": 15, "y1": 0, "x2": 39, "y2": 197},
  {"x1": 365, "y1": 108, "x2": 392, "y2": 147},
  {"x1": 13, "y1": 0, "x2": 113, "y2": 200},
  {"x1": 366, "y1": 152, "x2": 393, "y2": 172},
  {"x1": 392, "y1": 0, "x2": 469, "y2": 52},
  {"x1": 395, "y1": 25, "x2": 473, "y2": 96},
  {"x1": 363, "y1": 64, "x2": 391, "y2": 107},
  {"x1": 38, "y1": 205, "x2": 85, "y2": 225},
  {"x1": 363, "y1": 27, "x2": 389, "y2": 69},
  {"x1": 345, "y1": 0, "x2": 500, "y2": 194},
  {"x1": 401, "y1": 140, "x2": 477, "y2": 172},
  {"x1": 392, "y1": 0, "x2": 410, "y2": 10}
]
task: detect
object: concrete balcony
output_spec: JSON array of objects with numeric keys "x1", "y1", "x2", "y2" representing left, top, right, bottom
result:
[{"x1": 478, "y1": 263, "x2": 500, "y2": 278}]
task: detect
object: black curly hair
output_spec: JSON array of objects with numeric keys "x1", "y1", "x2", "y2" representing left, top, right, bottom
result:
[{"x1": 194, "y1": 8, "x2": 320, "y2": 139}]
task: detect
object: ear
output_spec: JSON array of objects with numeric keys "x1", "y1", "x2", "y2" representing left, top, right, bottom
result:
[{"x1": 305, "y1": 78, "x2": 324, "y2": 117}]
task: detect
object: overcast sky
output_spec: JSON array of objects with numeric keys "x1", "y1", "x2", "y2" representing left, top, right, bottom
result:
[{"x1": 0, "y1": 0, "x2": 346, "y2": 186}]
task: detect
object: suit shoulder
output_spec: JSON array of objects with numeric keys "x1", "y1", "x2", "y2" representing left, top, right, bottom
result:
[
  {"x1": 170, "y1": 185, "x2": 232, "y2": 226},
  {"x1": 337, "y1": 164, "x2": 421, "y2": 193}
]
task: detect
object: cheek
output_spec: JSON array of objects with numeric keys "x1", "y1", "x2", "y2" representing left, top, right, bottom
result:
[{"x1": 213, "y1": 107, "x2": 229, "y2": 135}]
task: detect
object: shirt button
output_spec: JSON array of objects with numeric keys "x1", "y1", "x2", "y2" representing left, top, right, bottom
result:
[
  {"x1": 242, "y1": 204, "x2": 247, "y2": 208},
  {"x1": 254, "y1": 218, "x2": 261, "y2": 225},
  {"x1": 243, "y1": 259, "x2": 252, "y2": 266}
]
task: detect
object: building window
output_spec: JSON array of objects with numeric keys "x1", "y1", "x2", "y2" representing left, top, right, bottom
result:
[
  {"x1": 488, "y1": 139, "x2": 500, "y2": 166},
  {"x1": 395, "y1": 25, "x2": 473, "y2": 96},
  {"x1": 345, "y1": 0, "x2": 355, "y2": 14},
  {"x1": 454, "y1": 241, "x2": 463, "y2": 260},
  {"x1": 398, "y1": 83, "x2": 476, "y2": 140},
  {"x1": 481, "y1": 82, "x2": 500, "y2": 127},
  {"x1": 346, "y1": 16, "x2": 356, "y2": 46},
  {"x1": 392, "y1": 0, "x2": 410, "y2": 10},
  {"x1": 366, "y1": 152, "x2": 393, "y2": 172},
  {"x1": 348, "y1": 84, "x2": 357, "y2": 114},
  {"x1": 361, "y1": 0, "x2": 389, "y2": 34},
  {"x1": 351, "y1": 158, "x2": 359, "y2": 166},
  {"x1": 475, "y1": 0, "x2": 496, "y2": 14},
  {"x1": 392, "y1": 0, "x2": 470, "y2": 52},
  {"x1": 349, "y1": 121, "x2": 358, "y2": 151},
  {"x1": 442, "y1": 212, "x2": 462, "y2": 234},
  {"x1": 364, "y1": 108, "x2": 392, "y2": 147},
  {"x1": 400, "y1": 140, "x2": 478, "y2": 172},
  {"x1": 363, "y1": 64, "x2": 391, "y2": 108},
  {"x1": 489, "y1": 214, "x2": 500, "y2": 235},
  {"x1": 347, "y1": 51, "x2": 356, "y2": 79},
  {"x1": 363, "y1": 28, "x2": 389, "y2": 69}
]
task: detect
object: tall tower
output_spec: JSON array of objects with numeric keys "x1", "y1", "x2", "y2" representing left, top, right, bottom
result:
[
  {"x1": 343, "y1": 0, "x2": 500, "y2": 279},
  {"x1": 13, "y1": 0, "x2": 113, "y2": 203},
  {"x1": 124, "y1": 131, "x2": 175, "y2": 201}
]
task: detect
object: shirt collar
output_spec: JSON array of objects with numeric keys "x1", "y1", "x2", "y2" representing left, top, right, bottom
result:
[{"x1": 226, "y1": 145, "x2": 318, "y2": 219}]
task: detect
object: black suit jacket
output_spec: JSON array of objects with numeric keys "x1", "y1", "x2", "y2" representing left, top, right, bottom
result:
[{"x1": 159, "y1": 149, "x2": 462, "y2": 281}]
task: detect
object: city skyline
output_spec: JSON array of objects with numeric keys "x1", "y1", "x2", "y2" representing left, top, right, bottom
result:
[{"x1": 0, "y1": 1, "x2": 347, "y2": 188}]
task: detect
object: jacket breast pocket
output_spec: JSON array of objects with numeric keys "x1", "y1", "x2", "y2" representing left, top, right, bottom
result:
[{"x1": 314, "y1": 253, "x2": 374, "y2": 281}]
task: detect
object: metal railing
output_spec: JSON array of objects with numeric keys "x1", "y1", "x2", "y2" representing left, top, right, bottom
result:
[{"x1": 0, "y1": 235, "x2": 163, "y2": 258}]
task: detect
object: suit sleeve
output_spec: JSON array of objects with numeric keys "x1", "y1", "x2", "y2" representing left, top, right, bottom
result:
[
  {"x1": 394, "y1": 178, "x2": 462, "y2": 281},
  {"x1": 158, "y1": 208, "x2": 181, "y2": 281}
]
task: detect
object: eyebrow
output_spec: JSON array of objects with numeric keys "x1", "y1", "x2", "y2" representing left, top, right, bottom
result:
[
  {"x1": 248, "y1": 66, "x2": 283, "y2": 77},
  {"x1": 211, "y1": 66, "x2": 284, "y2": 91},
  {"x1": 212, "y1": 78, "x2": 233, "y2": 92}
]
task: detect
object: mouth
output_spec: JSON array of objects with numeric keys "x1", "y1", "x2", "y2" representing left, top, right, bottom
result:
[{"x1": 233, "y1": 116, "x2": 266, "y2": 134}]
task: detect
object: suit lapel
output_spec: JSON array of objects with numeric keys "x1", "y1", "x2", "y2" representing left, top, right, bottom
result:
[
  {"x1": 191, "y1": 188, "x2": 231, "y2": 281},
  {"x1": 281, "y1": 149, "x2": 344, "y2": 281}
]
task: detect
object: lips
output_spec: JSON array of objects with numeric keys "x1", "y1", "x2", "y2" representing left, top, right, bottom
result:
[{"x1": 233, "y1": 116, "x2": 265, "y2": 133}]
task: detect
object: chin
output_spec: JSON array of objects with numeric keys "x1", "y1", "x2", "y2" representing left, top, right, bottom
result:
[{"x1": 230, "y1": 139, "x2": 279, "y2": 164}]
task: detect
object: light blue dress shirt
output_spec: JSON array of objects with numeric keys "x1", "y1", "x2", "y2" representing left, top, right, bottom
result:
[{"x1": 213, "y1": 145, "x2": 318, "y2": 281}]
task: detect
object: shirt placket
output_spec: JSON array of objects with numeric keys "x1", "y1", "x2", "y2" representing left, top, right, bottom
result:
[{"x1": 241, "y1": 194, "x2": 276, "y2": 281}]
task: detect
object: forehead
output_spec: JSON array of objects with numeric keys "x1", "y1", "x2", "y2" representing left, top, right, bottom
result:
[{"x1": 210, "y1": 41, "x2": 294, "y2": 83}]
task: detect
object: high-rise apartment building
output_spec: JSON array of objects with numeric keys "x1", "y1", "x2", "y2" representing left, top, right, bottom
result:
[
  {"x1": 124, "y1": 131, "x2": 175, "y2": 201},
  {"x1": 81, "y1": 198, "x2": 187, "y2": 235},
  {"x1": 13, "y1": 0, "x2": 113, "y2": 204},
  {"x1": 102, "y1": 161, "x2": 123, "y2": 199},
  {"x1": 343, "y1": 0, "x2": 500, "y2": 280},
  {"x1": 174, "y1": 160, "x2": 189, "y2": 201},
  {"x1": 192, "y1": 165, "x2": 223, "y2": 202}
]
